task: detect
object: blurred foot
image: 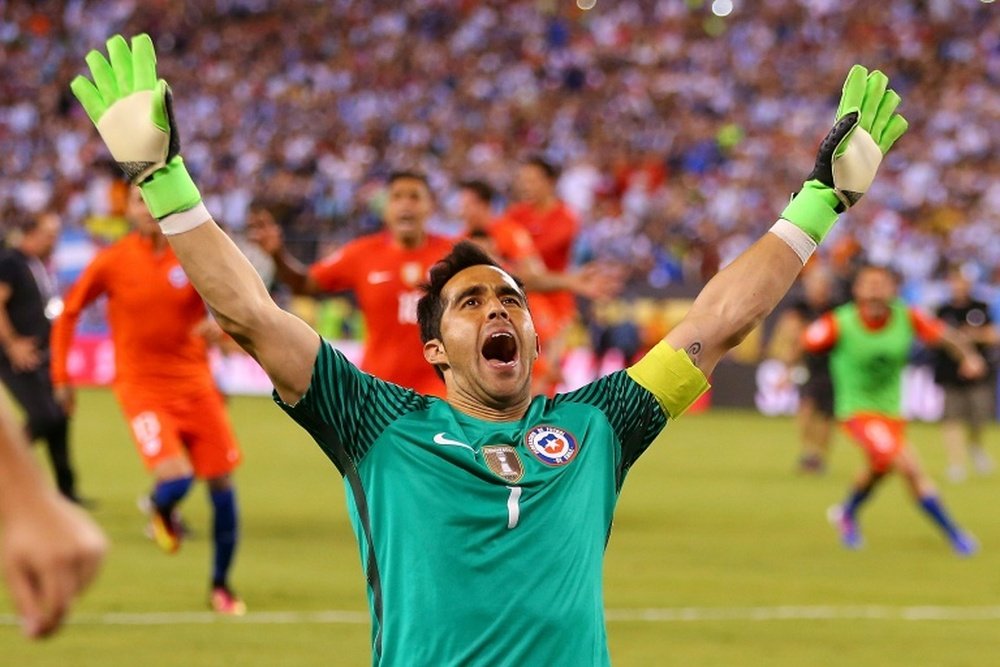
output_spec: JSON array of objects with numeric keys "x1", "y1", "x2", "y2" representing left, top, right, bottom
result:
[
  {"x1": 946, "y1": 464, "x2": 967, "y2": 484},
  {"x1": 971, "y1": 449, "x2": 994, "y2": 476},
  {"x1": 211, "y1": 585, "x2": 246, "y2": 616},
  {"x1": 827, "y1": 504, "x2": 862, "y2": 550},
  {"x1": 147, "y1": 507, "x2": 183, "y2": 554},
  {"x1": 950, "y1": 531, "x2": 979, "y2": 558}
]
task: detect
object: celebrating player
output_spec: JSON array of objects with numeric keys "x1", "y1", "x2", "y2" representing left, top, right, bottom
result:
[
  {"x1": 50, "y1": 186, "x2": 246, "y2": 614},
  {"x1": 803, "y1": 264, "x2": 984, "y2": 554},
  {"x1": 247, "y1": 172, "x2": 453, "y2": 396},
  {"x1": 71, "y1": 34, "x2": 906, "y2": 664}
]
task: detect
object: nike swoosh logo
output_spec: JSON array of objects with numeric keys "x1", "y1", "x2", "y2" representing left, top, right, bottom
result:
[
  {"x1": 368, "y1": 271, "x2": 394, "y2": 284},
  {"x1": 433, "y1": 432, "x2": 475, "y2": 453}
]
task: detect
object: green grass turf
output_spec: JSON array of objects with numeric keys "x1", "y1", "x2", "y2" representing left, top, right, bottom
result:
[{"x1": 2, "y1": 389, "x2": 999, "y2": 666}]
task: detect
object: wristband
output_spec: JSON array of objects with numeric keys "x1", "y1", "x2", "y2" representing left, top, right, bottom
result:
[
  {"x1": 159, "y1": 202, "x2": 211, "y2": 236},
  {"x1": 768, "y1": 219, "x2": 817, "y2": 264}
]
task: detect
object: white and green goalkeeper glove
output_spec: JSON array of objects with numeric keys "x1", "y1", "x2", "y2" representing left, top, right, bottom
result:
[
  {"x1": 71, "y1": 34, "x2": 201, "y2": 222},
  {"x1": 780, "y1": 65, "x2": 909, "y2": 245}
]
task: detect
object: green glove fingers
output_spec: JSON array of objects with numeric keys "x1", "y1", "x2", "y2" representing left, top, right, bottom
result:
[
  {"x1": 869, "y1": 89, "x2": 900, "y2": 142},
  {"x1": 130, "y1": 33, "x2": 158, "y2": 91},
  {"x1": 72, "y1": 33, "x2": 200, "y2": 218},
  {"x1": 878, "y1": 114, "x2": 908, "y2": 154},
  {"x1": 857, "y1": 70, "x2": 888, "y2": 134},
  {"x1": 836, "y1": 64, "x2": 867, "y2": 120},
  {"x1": 107, "y1": 35, "x2": 134, "y2": 97},
  {"x1": 85, "y1": 49, "x2": 118, "y2": 105},
  {"x1": 69, "y1": 75, "x2": 106, "y2": 125}
]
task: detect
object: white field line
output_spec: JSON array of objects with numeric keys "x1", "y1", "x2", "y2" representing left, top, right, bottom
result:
[{"x1": 3, "y1": 606, "x2": 1000, "y2": 627}]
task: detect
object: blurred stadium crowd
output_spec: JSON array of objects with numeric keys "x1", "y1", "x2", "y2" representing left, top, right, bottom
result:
[{"x1": 1, "y1": 0, "x2": 998, "y2": 295}]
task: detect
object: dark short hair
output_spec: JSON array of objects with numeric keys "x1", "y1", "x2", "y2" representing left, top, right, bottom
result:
[
  {"x1": 388, "y1": 170, "x2": 431, "y2": 192},
  {"x1": 459, "y1": 179, "x2": 495, "y2": 205},
  {"x1": 417, "y1": 241, "x2": 525, "y2": 378},
  {"x1": 853, "y1": 262, "x2": 899, "y2": 284},
  {"x1": 523, "y1": 154, "x2": 559, "y2": 181}
]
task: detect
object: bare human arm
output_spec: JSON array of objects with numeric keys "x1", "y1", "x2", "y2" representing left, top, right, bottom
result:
[
  {"x1": 163, "y1": 218, "x2": 321, "y2": 404},
  {"x1": 0, "y1": 394, "x2": 106, "y2": 639},
  {"x1": 70, "y1": 35, "x2": 320, "y2": 403},
  {"x1": 934, "y1": 324, "x2": 987, "y2": 380},
  {"x1": 666, "y1": 234, "x2": 803, "y2": 376},
  {"x1": 664, "y1": 65, "x2": 909, "y2": 376}
]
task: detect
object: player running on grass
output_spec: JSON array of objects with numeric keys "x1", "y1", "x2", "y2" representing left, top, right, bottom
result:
[
  {"x1": 247, "y1": 172, "x2": 453, "y2": 396},
  {"x1": 803, "y1": 264, "x2": 984, "y2": 555},
  {"x1": 72, "y1": 34, "x2": 906, "y2": 664},
  {"x1": 50, "y1": 186, "x2": 246, "y2": 614}
]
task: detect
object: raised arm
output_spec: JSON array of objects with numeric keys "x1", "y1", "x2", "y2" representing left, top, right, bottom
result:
[
  {"x1": 70, "y1": 34, "x2": 318, "y2": 403},
  {"x1": 666, "y1": 65, "x2": 908, "y2": 376}
]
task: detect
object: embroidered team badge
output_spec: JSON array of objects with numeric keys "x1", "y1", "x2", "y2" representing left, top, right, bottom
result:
[
  {"x1": 401, "y1": 261, "x2": 423, "y2": 287},
  {"x1": 525, "y1": 425, "x2": 578, "y2": 466},
  {"x1": 482, "y1": 445, "x2": 524, "y2": 483}
]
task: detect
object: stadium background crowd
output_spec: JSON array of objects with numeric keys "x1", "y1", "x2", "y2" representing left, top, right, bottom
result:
[{"x1": 1, "y1": 0, "x2": 998, "y2": 359}]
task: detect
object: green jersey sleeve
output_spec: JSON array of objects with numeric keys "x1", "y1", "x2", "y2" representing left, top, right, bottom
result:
[
  {"x1": 554, "y1": 369, "x2": 668, "y2": 483},
  {"x1": 274, "y1": 339, "x2": 431, "y2": 474}
]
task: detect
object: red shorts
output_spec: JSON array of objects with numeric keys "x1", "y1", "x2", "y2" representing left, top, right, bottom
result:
[
  {"x1": 114, "y1": 384, "x2": 242, "y2": 479},
  {"x1": 842, "y1": 414, "x2": 906, "y2": 474}
]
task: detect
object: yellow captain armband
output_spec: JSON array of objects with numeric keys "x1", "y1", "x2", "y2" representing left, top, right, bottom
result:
[{"x1": 626, "y1": 341, "x2": 710, "y2": 419}]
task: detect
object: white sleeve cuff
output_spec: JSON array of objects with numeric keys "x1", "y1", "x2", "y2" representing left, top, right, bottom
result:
[
  {"x1": 159, "y1": 202, "x2": 211, "y2": 236},
  {"x1": 769, "y1": 218, "x2": 818, "y2": 264}
]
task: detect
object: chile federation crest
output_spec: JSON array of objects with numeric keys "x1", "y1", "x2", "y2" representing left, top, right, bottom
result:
[{"x1": 525, "y1": 425, "x2": 578, "y2": 466}]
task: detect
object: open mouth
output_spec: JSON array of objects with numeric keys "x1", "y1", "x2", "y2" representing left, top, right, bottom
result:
[{"x1": 481, "y1": 331, "x2": 518, "y2": 366}]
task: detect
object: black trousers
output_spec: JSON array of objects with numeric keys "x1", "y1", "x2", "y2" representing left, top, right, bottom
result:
[{"x1": 0, "y1": 357, "x2": 77, "y2": 499}]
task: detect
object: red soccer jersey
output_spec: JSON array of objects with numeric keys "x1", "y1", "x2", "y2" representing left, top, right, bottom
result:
[
  {"x1": 51, "y1": 233, "x2": 216, "y2": 393},
  {"x1": 503, "y1": 201, "x2": 579, "y2": 325},
  {"x1": 308, "y1": 232, "x2": 453, "y2": 396}
]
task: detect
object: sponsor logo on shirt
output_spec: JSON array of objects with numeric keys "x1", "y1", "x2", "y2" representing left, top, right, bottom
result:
[
  {"x1": 482, "y1": 445, "x2": 524, "y2": 483},
  {"x1": 401, "y1": 261, "x2": 423, "y2": 287},
  {"x1": 525, "y1": 425, "x2": 578, "y2": 466},
  {"x1": 168, "y1": 265, "x2": 189, "y2": 288},
  {"x1": 432, "y1": 432, "x2": 475, "y2": 454}
]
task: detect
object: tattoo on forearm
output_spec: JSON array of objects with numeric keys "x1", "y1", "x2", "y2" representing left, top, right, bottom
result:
[{"x1": 686, "y1": 341, "x2": 703, "y2": 367}]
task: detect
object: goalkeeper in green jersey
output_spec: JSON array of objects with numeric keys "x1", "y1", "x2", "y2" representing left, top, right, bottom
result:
[{"x1": 71, "y1": 34, "x2": 907, "y2": 666}]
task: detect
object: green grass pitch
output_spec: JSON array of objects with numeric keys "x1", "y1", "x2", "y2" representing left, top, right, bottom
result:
[{"x1": 2, "y1": 388, "x2": 999, "y2": 666}]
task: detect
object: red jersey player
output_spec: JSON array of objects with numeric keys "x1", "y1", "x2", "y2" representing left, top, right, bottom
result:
[
  {"x1": 51, "y1": 186, "x2": 246, "y2": 614},
  {"x1": 249, "y1": 172, "x2": 452, "y2": 396},
  {"x1": 501, "y1": 157, "x2": 587, "y2": 392}
]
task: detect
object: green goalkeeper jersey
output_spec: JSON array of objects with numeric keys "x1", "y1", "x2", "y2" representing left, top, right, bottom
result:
[{"x1": 276, "y1": 339, "x2": 708, "y2": 667}]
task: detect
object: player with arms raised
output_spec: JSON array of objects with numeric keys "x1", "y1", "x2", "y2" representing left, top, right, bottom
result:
[{"x1": 71, "y1": 34, "x2": 907, "y2": 665}]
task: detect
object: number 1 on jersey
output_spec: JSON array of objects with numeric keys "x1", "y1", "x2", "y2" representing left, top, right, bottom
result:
[{"x1": 506, "y1": 486, "x2": 522, "y2": 529}]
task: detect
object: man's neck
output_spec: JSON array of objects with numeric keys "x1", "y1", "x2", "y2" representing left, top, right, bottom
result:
[{"x1": 445, "y1": 389, "x2": 531, "y2": 423}]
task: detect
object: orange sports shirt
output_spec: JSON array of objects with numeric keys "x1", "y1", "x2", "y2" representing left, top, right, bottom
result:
[
  {"x1": 503, "y1": 201, "x2": 579, "y2": 323},
  {"x1": 308, "y1": 232, "x2": 453, "y2": 396},
  {"x1": 51, "y1": 233, "x2": 217, "y2": 393}
]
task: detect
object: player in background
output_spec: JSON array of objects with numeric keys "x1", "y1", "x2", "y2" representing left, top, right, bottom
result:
[
  {"x1": 502, "y1": 156, "x2": 584, "y2": 393},
  {"x1": 0, "y1": 212, "x2": 84, "y2": 503},
  {"x1": 803, "y1": 264, "x2": 984, "y2": 555},
  {"x1": 932, "y1": 266, "x2": 998, "y2": 481},
  {"x1": 247, "y1": 171, "x2": 452, "y2": 396},
  {"x1": 0, "y1": 391, "x2": 106, "y2": 640},
  {"x1": 50, "y1": 186, "x2": 246, "y2": 614},
  {"x1": 71, "y1": 35, "x2": 910, "y2": 663},
  {"x1": 457, "y1": 179, "x2": 622, "y2": 391},
  {"x1": 767, "y1": 264, "x2": 842, "y2": 473}
]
